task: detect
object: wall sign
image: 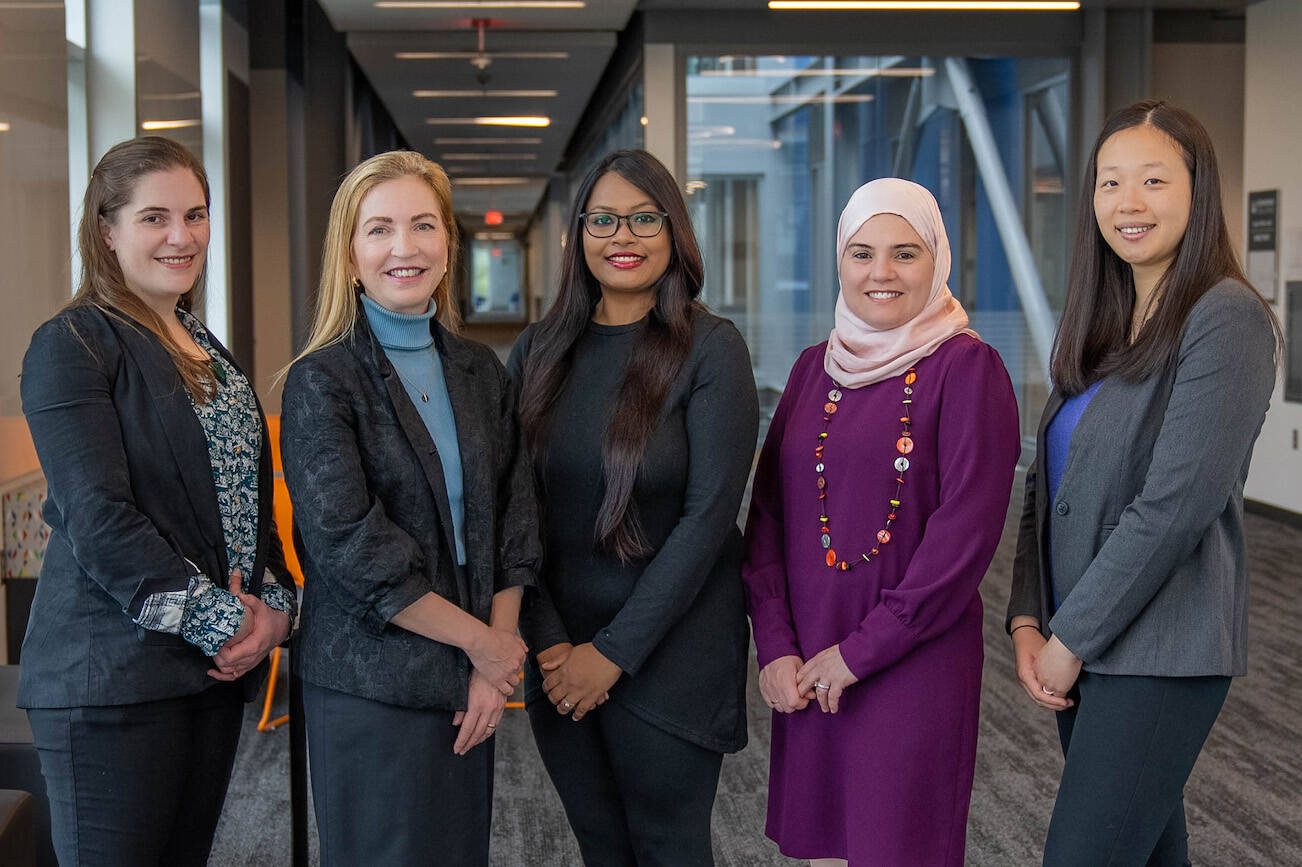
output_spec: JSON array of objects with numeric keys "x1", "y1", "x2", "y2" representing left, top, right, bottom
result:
[
  {"x1": 1248, "y1": 190, "x2": 1279, "y2": 302},
  {"x1": 1287, "y1": 281, "x2": 1302, "y2": 404}
]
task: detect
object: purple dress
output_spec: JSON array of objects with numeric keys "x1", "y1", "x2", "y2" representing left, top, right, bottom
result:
[{"x1": 743, "y1": 335, "x2": 1020, "y2": 865}]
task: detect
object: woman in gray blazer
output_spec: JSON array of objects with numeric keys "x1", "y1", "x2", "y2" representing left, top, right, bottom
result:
[{"x1": 1007, "y1": 100, "x2": 1280, "y2": 866}]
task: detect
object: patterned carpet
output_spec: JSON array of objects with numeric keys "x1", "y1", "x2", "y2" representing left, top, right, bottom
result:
[{"x1": 210, "y1": 474, "x2": 1302, "y2": 865}]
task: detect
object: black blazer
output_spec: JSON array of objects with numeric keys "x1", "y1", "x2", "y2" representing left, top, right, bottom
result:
[
  {"x1": 18, "y1": 305, "x2": 294, "y2": 709},
  {"x1": 280, "y1": 309, "x2": 539, "y2": 711}
]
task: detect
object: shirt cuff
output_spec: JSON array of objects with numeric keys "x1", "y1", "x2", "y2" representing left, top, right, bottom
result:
[
  {"x1": 178, "y1": 578, "x2": 245, "y2": 656},
  {"x1": 260, "y1": 581, "x2": 299, "y2": 634}
]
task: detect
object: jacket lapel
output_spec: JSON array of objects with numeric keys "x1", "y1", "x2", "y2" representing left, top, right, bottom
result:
[
  {"x1": 1035, "y1": 389, "x2": 1064, "y2": 617},
  {"x1": 109, "y1": 315, "x2": 226, "y2": 560}
]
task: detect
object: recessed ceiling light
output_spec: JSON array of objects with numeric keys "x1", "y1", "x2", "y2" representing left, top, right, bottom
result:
[
  {"x1": 451, "y1": 177, "x2": 535, "y2": 186},
  {"x1": 440, "y1": 153, "x2": 539, "y2": 160},
  {"x1": 0, "y1": 121, "x2": 11, "y2": 132},
  {"x1": 141, "y1": 119, "x2": 202, "y2": 130},
  {"x1": 414, "y1": 89, "x2": 557, "y2": 98},
  {"x1": 376, "y1": 2, "x2": 585, "y2": 9},
  {"x1": 434, "y1": 137, "x2": 544, "y2": 145},
  {"x1": 396, "y1": 51, "x2": 569, "y2": 61},
  {"x1": 768, "y1": 1, "x2": 1079, "y2": 9}
]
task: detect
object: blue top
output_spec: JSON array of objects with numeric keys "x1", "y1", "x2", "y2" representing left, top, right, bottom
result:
[
  {"x1": 361, "y1": 294, "x2": 466, "y2": 566},
  {"x1": 1045, "y1": 378, "x2": 1103, "y2": 609}
]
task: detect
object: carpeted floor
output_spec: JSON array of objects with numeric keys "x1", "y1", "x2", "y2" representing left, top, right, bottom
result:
[{"x1": 209, "y1": 476, "x2": 1302, "y2": 865}]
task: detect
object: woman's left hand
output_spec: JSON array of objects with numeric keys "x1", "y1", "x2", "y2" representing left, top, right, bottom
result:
[
  {"x1": 544, "y1": 642, "x2": 620, "y2": 720},
  {"x1": 208, "y1": 590, "x2": 291, "y2": 682},
  {"x1": 1033, "y1": 635, "x2": 1082, "y2": 698},
  {"x1": 453, "y1": 670, "x2": 507, "y2": 755},
  {"x1": 796, "y1": 645, "x2": 859, "y2": 713}
]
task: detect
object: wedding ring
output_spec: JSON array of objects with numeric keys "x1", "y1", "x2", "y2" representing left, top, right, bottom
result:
[
  {"x1": 486, "y1": 723, "x2": 496, "y2": 729},
  {"x1": 1042, "y1": 685, "x2": 1056, "y2": 696},
  {"x1": 561, "y1": 700, "x2": 574, "y2": 711},
  {"x1": 815, "y1": 681, "x2": 830, "y2": 691}
]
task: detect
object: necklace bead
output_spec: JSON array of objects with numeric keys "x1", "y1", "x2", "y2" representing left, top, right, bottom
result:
[{"x1": 814, "y1": 368, "x2": 917, "y2": 572}]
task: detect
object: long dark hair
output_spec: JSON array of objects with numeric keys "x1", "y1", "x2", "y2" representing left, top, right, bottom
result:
[
  {"x1": 1052, "y1": 100, "x2": 1279, "y2": 394},
  {"x1": 71, "y1": 136, "x2": 215, "y2": 401},
  {"x1": 519, "y1": 149, "x2": 704, "y2": 561}
]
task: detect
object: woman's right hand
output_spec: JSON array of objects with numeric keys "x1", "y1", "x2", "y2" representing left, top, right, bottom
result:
[
  {"x1": 467, "y1": 626, "x2": 527, "y2": 696},
  {"x1": 1011, "y1": 619, "x2": 1073, "y2": 711},
  {"x1": 758, "y1": 655, "x2": 810, "y2": 713}
]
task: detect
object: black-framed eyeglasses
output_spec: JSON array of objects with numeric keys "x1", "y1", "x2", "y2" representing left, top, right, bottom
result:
[{"x1": 579, "y1": 211, "x2": 669, "y2": 239}]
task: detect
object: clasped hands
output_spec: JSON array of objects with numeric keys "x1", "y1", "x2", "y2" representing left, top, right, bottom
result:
[
  {"x1": 208, "y1": 570, "x2": 292, "y2": 682},
  {"x1": 1010, "y1": 617, "x2": 1081, "y2": 712},
  {"x1": 759, "y1": 645, "x2": 858, "y2": 714},
  {"x1": 452, "y1": 623, "x2": 529, "y2": 756},
  {"x1": 538, "y1": 642, "x2": 619, "y2": 723}
]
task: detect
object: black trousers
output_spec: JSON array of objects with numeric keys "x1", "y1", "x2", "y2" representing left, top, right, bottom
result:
[
  {"x1": 1044, "y1": 671, "x2": 1232, "y2": 867},
  {"x1": 26, "y1": 682, "x2": 244, "y2": 867},
  {"x1": 303, "y1": 681, "x2": 494, "y2": 867},
  {"x1": 528, "y1": 697, "x2": 723, "y2": 867}
]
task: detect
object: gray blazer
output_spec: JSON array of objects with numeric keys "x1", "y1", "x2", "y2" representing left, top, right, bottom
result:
[{"x1": 1007, "y1": 280, "x2": 1276, "y2": 677}]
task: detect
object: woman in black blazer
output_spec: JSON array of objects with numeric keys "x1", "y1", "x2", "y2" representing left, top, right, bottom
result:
[
  {"x1": 19, "y1": 137, "x2": 296, "y2": 866},
  {"x1": 1007, "y1": 102, "x2": 1280, "y2": 865},
  {"x1": 280, "y1": 150, "x2": 538, "y2": 867}
]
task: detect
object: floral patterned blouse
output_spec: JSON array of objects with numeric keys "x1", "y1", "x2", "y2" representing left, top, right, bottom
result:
[{"x1": 133, "y1": 310, "x2": 296, "y2": 656}]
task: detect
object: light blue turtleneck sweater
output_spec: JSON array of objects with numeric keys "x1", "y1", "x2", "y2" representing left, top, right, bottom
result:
[{"x1": 361, "y1": 294, "x2": 466, "y2": 566}]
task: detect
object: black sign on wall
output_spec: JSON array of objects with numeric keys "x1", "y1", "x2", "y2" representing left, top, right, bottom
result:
[
  {"x1": 1248, "y1": 190, "x2": 1280, "y2": 301},
  {"x1": 1287, "y1": 281, "x2": 1302, "y2": 404}
]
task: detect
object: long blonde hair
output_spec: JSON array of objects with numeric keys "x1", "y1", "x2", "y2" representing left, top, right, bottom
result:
[
  {"x1": 288, "y1": 151, "x2": 461, "y2": 372},
  {"x1": 72, "y1": 136, "x2": 215, "y2": 401}
]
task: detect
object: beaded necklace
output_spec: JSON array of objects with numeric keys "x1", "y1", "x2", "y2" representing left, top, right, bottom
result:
[{"x1": 816, "y1": 367, "x2": 916, "y2": 572}]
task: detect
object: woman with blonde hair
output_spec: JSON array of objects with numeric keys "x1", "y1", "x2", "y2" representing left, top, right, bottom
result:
[
  {"x1": 20, "y1": 135, "x2": 296, "y2": 865},
  {"x1": 280, "y1": 150, "x2": 539, "y2": 866}
]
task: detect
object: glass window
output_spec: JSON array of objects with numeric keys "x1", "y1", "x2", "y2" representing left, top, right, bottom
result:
[
  {"x1": 469, "y1": 238, "x2": 525, "y2": 319},
  {"x1": 686, "y1": 54, "x2": 1071, "y2": 439},
  {"x1": 135, "y1": 0, "x2": 203, "y2": 158},
  {"x1": 0, "y1": 4, "x2": 70, "y2": 423}
]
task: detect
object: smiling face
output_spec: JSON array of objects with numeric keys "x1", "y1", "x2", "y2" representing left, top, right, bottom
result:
[
  {"x1": 100, "y1": 167, "x2": 209, "y2": 314},
  {"x1": 838, "y1": 213, "x2": 935, "y2": 330},
  {"x1": 581, "y1": 171, "x2": 672, "y2": 304},
  {"x1": 1093, "y1": 124, "x2": 1193, "y2": 291},
  {"x1": 352, "y1": 174, "x2": 450, "y2": 315}
]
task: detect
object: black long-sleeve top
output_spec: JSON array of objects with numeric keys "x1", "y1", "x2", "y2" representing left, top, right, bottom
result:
[{"x1": 508, "y1": 311, "x2": 759, "y2": 752}]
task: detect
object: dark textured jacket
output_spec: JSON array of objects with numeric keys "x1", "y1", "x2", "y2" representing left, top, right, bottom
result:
[
  {"x1": 281, "y1": 308, "x2": 539, "y2": 710},
  {"x1": 18, "y1": 304, "x2": 294, "y2": 709},
  {"x1": 1008, "y1": 280, "x2": 1276, "y2": 676}
]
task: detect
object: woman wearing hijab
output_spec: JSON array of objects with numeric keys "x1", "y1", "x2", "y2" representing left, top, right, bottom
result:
[{"x1": 743, "y1": 178, "x2": 1021, "y2": 866}]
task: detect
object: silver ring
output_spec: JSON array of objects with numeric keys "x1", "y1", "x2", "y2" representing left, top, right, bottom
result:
[
  {"x1": 1041, "y1": 685, "x2": 1056, "y2": 696},
  {"x1": 486, "y1": 723, "x2": 496, "y2": 729},
  {"x1": 815, "y1": 681, "x2": 830, "y2": 691},
  {"x1": 561, "y1": 700, "x2": 573, "y2": 710}
]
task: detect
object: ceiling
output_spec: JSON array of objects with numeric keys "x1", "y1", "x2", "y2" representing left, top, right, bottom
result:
[
  {"x1": 317, "y1": 0, "x2": 638, "y2": 233},
  {"x1": 319, "y1": 0, "x2": 1254, "y2": 233}
]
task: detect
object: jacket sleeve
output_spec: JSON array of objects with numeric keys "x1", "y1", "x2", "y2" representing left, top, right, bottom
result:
[
  {"x1": 492, "y1": 356, "x2": 541, "y2": 593},
  {"x1": 591, "y1": 322, "x2": 760, "y2": 675},
  {"x1": 838, "y1": 342, "x2": 1022, "y2": 680},
  {"x1": 741, "y1": 350, "x2": 807, "y2": 668},
  {"x1": 505, "y1": 329, "x2": 572, "y2": 651},
  {"x1": 1005, "y1": 456, "x2": 1044, "y2": 632},
  {"x1": 280, "y1": 355, "x2": 431, "y2": 636},
  {"x1": 1048, "y1": 287, "x2": 1277, "y2": 663},
  {"x1": 20, "y1": 317, "x2": 195, "y2": 616}
]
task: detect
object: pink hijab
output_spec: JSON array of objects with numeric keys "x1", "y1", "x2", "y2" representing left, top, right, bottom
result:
[{"x1": 824, "y1": 178, "x2": 976, "y2": 388}]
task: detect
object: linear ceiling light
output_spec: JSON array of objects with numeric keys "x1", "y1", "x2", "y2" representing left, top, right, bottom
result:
[
  {"x1": 699, "y1": 67, "x2": 935, "y2": 78},
  {"x1": 414, "y1": 89, "x2": 557, "y2": 98},
  {"x1": 376, "y1": 2, "x2": 585, "y2": 9},
  {"x1": 140, "y1": 90, "x2": 203, "y2": 100},
  {"x1": 769, "y1": 1, "x2": 1079, "y2": 9},
  {"x1": 688, "y1": 94, "x2": 876, "y2": 105},
  {"x1": 441, "y1": 153, "x2": 538, "y2": 160},
  {"x1": 435, "y1": 136, "x2": 544, "y2": 145},
  {"x1": 141, "y1": 119, "x2": 202, "y2": 130},
  {"x1": 396, "y1": 51, "x2": 569, "y2": 61},
  {"x1": 476, "y1": 231, "x2": 517, "y2": 241},
  {"x1": 451, "y1": 177, "x2": 535, "y2": 186},
  {"x1": 425, "y1": 116, "x2": 551, "y2": 127}
]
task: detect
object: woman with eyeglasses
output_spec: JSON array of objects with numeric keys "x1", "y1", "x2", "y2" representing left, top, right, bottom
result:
[{"x1": 508, "y1": 149, "x2": 758, "y2": 866}]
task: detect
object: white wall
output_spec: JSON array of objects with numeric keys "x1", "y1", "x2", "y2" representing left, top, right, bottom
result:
[{"x1": 1243, "y1": 0, "x2": 1302, "y2": 514}]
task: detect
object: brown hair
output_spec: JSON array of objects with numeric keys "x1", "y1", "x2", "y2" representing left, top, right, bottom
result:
[
  {"x1": 1052, "y1": 100, "x2": 1281, "y2": 394},
  {"x1": 286, "y1": 150, "x2": 461, "y2": 376},
  {"x1": 518, "y1": 149, "x2": 704, "y2": 562},
  {"x1": 72, "y1": 136, "x2": 215, "y2": 401}
]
